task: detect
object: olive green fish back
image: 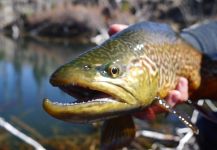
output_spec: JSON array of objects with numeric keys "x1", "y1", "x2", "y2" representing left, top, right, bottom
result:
[{"x1": 110, "y1": 22, "x2": 202, "y2": 98}]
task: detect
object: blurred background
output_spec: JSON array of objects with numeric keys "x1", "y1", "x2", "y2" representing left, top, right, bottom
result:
[{"x1": 0, "y1": 0, "x2": 217, "y2": 149}]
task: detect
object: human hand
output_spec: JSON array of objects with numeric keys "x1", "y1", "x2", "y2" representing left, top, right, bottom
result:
[
  {"x1": 108, "y1": 24, "x2": 189, "y2": 120},
  {"x1": 135, "y1": 77, "x2": 189, "y2": 120}
]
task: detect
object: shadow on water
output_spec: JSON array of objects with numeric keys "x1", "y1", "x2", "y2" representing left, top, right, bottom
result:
[{"x1": 0, "y1": 35, "x2": 100, "y2": 149}]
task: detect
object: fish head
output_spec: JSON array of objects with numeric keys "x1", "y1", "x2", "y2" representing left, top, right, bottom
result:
[{"x1": 43, "y1": 27, "x2": 159, "y2": 123}]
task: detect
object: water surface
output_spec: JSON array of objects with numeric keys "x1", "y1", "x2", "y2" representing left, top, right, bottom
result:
[{"x1": 0, "y1": 35, "x2": 99, "y2": 149}]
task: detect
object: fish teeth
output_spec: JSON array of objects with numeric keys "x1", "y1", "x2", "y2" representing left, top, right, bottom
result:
[
  {"x1": 52, "y1": 101, "x2": 77, "y2": 106},
  {"x1": 91, "y1": 98, "x2": 118, "y2": 103},
  {"x1": 51, "y1": 97, "x2": 119, "y2": 106}
]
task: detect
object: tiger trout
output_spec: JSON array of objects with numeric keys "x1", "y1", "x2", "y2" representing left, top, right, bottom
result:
[{"x1": 43, "y1": 22, "x2": 217, "y2": 149}]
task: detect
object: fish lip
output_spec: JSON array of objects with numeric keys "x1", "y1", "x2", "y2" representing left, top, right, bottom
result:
[
  {"x1": 42, "y1": 82, "x2": 131, "y2": 123},
  {"x1": 49, "y1": 74, "x2": 135, "y2": 104},
  {"x1": 44, "y1": 78, "x2": 139, "y2": 123},
  {"x1": 49, "y1": 67, "x2": 137, "y2": 105},
  {"x1": 42, "y1": 98, "x2": 134, "y2": 123},
  {"x1": 43, "y1": 75, "x2": 139, "y2": 123}
]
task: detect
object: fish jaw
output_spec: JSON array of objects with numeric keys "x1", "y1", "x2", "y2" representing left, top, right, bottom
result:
[
  {"x1": 43, "y1": 98, "x2": 138, "y2": 123},
  {"x1": 43, "y1": 62, "x2": 141, "y2": 123},
  {"x1": 42, "y1": 80, "x2": 140, "y2": 123},
  {"x1": 43, "y1": 21, "x2": 167, "y2": 123},
  {"x1": 43, "y1": 50, "x2": 159, "y2": 123}
]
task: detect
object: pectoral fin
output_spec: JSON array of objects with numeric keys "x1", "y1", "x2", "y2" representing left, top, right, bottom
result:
[
  {"x1": 100, "y1": 115, "x2": 135, "y2": 150},
  {"x1": 154, "y1": 97, "x2": 199, "y2": 134}
]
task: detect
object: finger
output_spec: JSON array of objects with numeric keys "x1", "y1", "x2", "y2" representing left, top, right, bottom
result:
[
  {"x1": 176, "y1": 77, "x2": 189, "y2": 101},
  {"x1": 108, "y1": 24, "x2": 128, "y2": 36},
  {"x1": 166, "y1": 90, "x2": 182, "y2": 107},
  {"x1": 166, "y1": 77, "x2": 189, "y2": 106}
]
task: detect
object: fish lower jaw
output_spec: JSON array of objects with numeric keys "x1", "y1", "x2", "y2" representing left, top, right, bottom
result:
[
  {"x1": 43, "y1": 82, "x2": 137, "y2": 123},
  {"x1": 42, "y1": 98, "x2": 134, "y2": 123}
]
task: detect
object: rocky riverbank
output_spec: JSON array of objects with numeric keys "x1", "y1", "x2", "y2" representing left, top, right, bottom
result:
[{"x1": 1, "y1": 0, "x2": 217, "y2": 43}]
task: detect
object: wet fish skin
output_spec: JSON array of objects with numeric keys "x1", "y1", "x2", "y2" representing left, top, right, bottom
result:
[
  {"x1": 42, "y1": 21, "x2": 217, "y2": 149},
  {"x1": 43, "y1": 22, "x2": 211, "y2": 122}
]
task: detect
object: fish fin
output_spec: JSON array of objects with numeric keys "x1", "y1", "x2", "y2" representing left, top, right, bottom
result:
[
  {"x1": 154, "y1": 97, "x2": 199, "y2": 134},
  {"x1": 186, "y1": 100, "x2": 217, "y2": 124},
  {"x1": 100, "y1": 115, "x2": 135, "y2": 150}
]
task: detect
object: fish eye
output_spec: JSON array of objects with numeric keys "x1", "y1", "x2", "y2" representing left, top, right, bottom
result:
[{"x1": 108, "y1": 65, "x2": 120, "y2": 78}]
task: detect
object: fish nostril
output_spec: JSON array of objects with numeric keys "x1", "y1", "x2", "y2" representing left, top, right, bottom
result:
[{"x1": 83, "y1": 65, "x2": 91, "y2": 71}]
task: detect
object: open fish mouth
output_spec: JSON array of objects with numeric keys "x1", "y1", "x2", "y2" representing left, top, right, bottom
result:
[
  {"x1": 45, "y1": 83, "x2": 125, "y2": 107},
  {"x1": 43, "y1": 82, "x2": 138, "y2": 123},
  {"x1": 58, "y1": 85, "x2": 119, "y2": 105}
]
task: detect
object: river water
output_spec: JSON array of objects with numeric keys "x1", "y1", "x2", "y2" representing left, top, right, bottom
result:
[{"x1": 0, "y1": 35, "x2": 101, "y2": 149}]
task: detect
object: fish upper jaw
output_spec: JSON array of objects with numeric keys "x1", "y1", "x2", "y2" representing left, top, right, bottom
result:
[{"x1": 49, "y1": 63, "x2": 138, "y2": 105}]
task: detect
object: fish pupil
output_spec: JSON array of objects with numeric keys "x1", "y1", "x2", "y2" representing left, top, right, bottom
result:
[{"x1": 112, "y1": 67, "x2": 118, "y2": 74}]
